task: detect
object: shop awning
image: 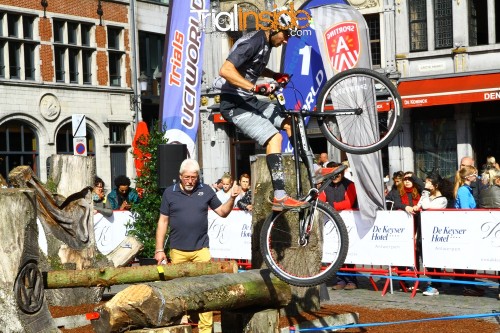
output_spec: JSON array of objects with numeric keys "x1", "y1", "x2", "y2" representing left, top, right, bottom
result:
[{"x1": 398, "y1": 71, "x2": 500, "y2": 108}]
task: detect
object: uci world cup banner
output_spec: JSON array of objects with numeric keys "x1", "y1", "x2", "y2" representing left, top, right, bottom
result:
[{"x1": 160, "y1": 0, "x2": 210, "y2": 157}]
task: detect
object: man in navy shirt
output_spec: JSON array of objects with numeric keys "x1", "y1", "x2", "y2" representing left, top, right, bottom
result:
[{"x1": 154, "y1": 158, "x2": 239, "y2": 333}]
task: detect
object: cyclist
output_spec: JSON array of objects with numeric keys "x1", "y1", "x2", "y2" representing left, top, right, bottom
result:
[{"x1": 218, "y1": 10, "x2": 308, "y2": 211}]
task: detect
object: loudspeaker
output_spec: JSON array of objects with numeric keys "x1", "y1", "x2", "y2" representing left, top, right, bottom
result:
[{"x1": 158, "y1": 144, "x2": 187, "y2": 189}]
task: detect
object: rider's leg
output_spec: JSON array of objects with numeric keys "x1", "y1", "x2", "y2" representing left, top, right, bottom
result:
[
  {"x1": 265, "y1": 131, "x2": 309, "y2": 211},
  {"x1": 265, "y1": 133, "x2": 286, "y2": 200}
]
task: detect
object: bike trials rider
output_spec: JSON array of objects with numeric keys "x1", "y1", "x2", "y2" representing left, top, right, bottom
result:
[{"x1": 218, "y1": 10, "x2": 308, "y2": 211}]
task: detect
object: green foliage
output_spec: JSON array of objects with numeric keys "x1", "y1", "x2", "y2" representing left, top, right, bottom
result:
[{"x1": 129, "y1": 121, "x2": 168, "y2": 258}]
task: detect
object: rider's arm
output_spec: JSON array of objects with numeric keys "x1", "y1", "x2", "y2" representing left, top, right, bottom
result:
[
  {"x1": 261, "y1": 68, "x2": 277, "y2": 78},
  {"x1": 219, "y1": 61, "x2": 254, "y2": 91}
]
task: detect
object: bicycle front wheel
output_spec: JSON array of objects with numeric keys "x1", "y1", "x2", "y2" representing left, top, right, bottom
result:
[
  {"x1": 316, "y1": 68, "x2": 403, "y2": 154},
  {"x1": 260, "y1": 200, "x2": 348, "y2": 287}
]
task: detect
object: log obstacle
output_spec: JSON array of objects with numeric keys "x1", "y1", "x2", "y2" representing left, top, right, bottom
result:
[
  {"x1": 91, "y1": 269, "x2": 292, "y2": 333},
  {"x1": 44, "y1": 261, "x2": 238, "y2": 288}
]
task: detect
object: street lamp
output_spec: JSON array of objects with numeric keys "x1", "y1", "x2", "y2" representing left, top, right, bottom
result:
[
  {"x1": 131, "y1": 72, "x2": 149, "y2": 123},
  {"x1": 138, "y1": 71, "x2": 148, "y2": 93}
]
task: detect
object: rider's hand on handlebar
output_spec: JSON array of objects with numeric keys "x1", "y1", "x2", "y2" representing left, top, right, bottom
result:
[
  {"x1": 273, "y1": 73, "x2": 290, "y2": 85},
  {"x1": 253, "y1": 83, "x2": 276, "y2": 96}
]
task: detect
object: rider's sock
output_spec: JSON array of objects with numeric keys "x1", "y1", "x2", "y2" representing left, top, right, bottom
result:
[{"x1": 266, "y1": 153, "x2": 286, "y2": 197}]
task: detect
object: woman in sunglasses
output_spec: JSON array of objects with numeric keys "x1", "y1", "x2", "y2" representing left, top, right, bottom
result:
[
  {"x1": 393, "y1": 172, "x2": 423, "y2": 214},
  {"x1": 453, "y1": 165, "x2": 478, "y2": 209}
]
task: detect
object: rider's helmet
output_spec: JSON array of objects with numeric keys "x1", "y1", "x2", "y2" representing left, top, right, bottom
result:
[{"x1": 272, "y1": 7, "x2": 298, "y2": 38}]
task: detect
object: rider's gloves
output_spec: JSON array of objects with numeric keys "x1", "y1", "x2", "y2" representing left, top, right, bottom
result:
[
  {"x1": 273, "y1": 73, "x2": 290, "y2": 84},
  {"x1": 253, "y1": 83, "x2": 276, "y2": 96}
]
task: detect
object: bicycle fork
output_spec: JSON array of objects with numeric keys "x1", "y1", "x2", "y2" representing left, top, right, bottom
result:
[{"x1": 298, "y1": 199, "x2": 319, "y2": 246}]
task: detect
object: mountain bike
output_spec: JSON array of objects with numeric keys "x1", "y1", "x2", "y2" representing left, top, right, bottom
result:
[{"x1": 259, "y1": 67, "x2": 403, "y2": 287}]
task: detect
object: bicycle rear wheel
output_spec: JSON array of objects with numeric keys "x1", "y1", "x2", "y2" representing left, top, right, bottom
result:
[
  {"x1": 260, "y1": 200, "x2": 348, "y2": 287},
  {"x1": 316, "y1": 68, "x2": 403, "y2": 154}
]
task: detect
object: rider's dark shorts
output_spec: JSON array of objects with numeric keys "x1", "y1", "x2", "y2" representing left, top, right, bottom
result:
[{"x1": 220, "y1": 93, "x2": 285, "y2": 146}]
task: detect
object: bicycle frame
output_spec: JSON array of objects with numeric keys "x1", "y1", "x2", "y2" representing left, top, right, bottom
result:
[{"x1": 273, "y1": 88, "x2": 348, "y2": 202}]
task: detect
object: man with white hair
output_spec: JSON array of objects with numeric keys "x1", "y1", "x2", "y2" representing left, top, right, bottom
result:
[{"x1": 154, "y1": 158, "x2": 240, "y2": 333}]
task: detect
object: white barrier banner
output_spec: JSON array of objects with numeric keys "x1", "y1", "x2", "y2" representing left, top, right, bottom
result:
[
  {"x1": 421, "y1": 210, "x2": 500, "y2": 270},
  {"x1": 94, "y1": 211, "x2": 133, "y2": 255},
  {"x1": 323, "y1": 210, "x2": 415, "y2": 266},
  {"x1": 208, "y1": 209, "x2": 252, "y2": 260}
]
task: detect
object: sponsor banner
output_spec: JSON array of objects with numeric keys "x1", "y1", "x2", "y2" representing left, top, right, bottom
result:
[
  {"x1": 208, "y1": 209, "x2": 252, "y2": 260},
  {"x1": 421, "y1": 210, "x2": 500, "y2": 271},
  {"x1": 310, "y1": 4, "x2": 385, "y2": 224},
  {"x1": 323, "y1": 210, "x2": 415, "y2": 266},
  {"x1": 94, "y1": 211, "x2": 133, "y2": 255},
  {"x1": 160, "y1": 0, "x2": 209, "y2": 157}
]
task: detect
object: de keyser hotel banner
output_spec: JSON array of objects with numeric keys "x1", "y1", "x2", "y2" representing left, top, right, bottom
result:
[{"x1": 86, "y1": 209, "x2": 499, "y2": 271}]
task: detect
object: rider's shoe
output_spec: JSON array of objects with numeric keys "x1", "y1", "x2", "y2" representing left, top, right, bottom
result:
[{"x1": 272, "y1": 196, "x2": 310, "y2": 211}]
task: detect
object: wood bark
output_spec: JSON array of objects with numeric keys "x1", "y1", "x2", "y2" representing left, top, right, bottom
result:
[
  {"x1": 44, "y1": 260, "x2": 238, "y2": 288},
  {"x1": 9, "y1": 157, "x2": 108, "y2": 306},
  {"x1": 0, "y1": 188, "x2": 58, "y2": 333},
  {"x1": 251, "y1": 154, "x2": 321, "y2": 315},
  {"x1": 91, "y1": 269, "x2": 291, "y2": 333}
]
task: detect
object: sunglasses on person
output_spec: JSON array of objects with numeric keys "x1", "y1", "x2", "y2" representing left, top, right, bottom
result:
[
  {"x1": 466, "y1": 173, "x2": 478, "y2": 178},
  {"x1": 403, "y1": 177, "x2": 413, "y2": 181}
]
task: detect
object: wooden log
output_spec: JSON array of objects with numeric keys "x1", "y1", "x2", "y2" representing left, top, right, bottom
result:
[
  {"x1": 106, "y1": 235, "x2": 144, "y2": 267},
  {"x1": 91, "y1": 269, "x2": 291, "y2": 333},
  {"x1": 221, "y1": 308, "x2": 279, "y2": 332},
  {"x1": 250, "y1": 154, "x2": 321, "y2": 314},
  {"x1": 0, "y1": 188, "x2": 58, "y2": 332},
  {"x1": 44, "y1": 261, "x2": 238, "y2": 288},
  {"x1": 129, "y1": 326, "x2": 192, "y2": 333}
]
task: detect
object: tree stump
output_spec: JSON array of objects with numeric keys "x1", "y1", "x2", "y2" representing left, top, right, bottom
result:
[
  {"x1": 0, "y1": 188, "x2": 58, "y2": 332},
  {"x1": 92, "y1": 269, "x2": 291, "y2": 332},
  {"x1": 250, "y1": 154, "x2": 321, "y2": 315},
  {"x1": 47, "y1": 154, "x2": 96, "y2": 198}
]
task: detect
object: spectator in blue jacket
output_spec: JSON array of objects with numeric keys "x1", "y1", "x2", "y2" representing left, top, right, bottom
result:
[
  {"x1": 107, "y1": 175, "x2": 140, "y2": 210},
  {"x1": 453, "y1": 165, "x2": 478, "y2": 209}
]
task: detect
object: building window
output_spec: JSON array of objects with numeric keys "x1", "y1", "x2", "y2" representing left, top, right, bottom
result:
[
  {"x1": 24, "y1": 44, "x2": 35, "y2": 80},
  {"x1": 434, "y1": 0, "x2": 453, "y2": 49},
  {"x1": 0, "y1": 12, "x2": 39, "y2": 80},
  {"x1": 139, "y1": 31, "x2": 164, "y2": 93},
  {"x1": 0, "y1": 120, "x2": 39, "y2": 180},
  {"x1": 497, "y1": 0, "x2": 500, "y2": 43},
  {"x1": 109, "y1": 124, "x2": 126, "y2": 144},
  {"x1": 364, "y1": 14, "x2": 381, "y2": 68},
  {"x1": 469, "y1": 0, "x2": 489, "y2": 46},
  {"x1": 0, "y1": 41, "x2": 4, "y2": 78},
  {"x1": 23, "y1": 16, "x2": 34, "y2": 39},
  {"x1": 52, "y1": 19, "x2": 95, "y2": 84},
  {"x1": 55, "y1": 123, "x2": 95, "y2": 156},
  {"x1": 107, "y1": 27, "x2": 124, "y2": 87},
  {"x1": 409, "y1": 0, "x2": 427, "y2": 52},
  {"x1": 412, "y1": 110, "x2": 457, "y2": 180}
]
